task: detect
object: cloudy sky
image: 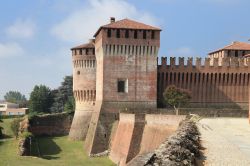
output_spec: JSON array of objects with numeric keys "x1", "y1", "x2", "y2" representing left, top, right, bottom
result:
[{"x1": 0, "y1": 0, "x2": 249, "y2": 99}]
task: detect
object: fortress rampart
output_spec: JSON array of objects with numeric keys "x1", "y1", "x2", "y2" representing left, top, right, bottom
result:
[
  {"x1": 109, "y1": 113, "x2": 185, "y2": 165},
  {"x1": 69, "y1": 18, "x2": 250, "y2": 165},
  {"x1": 158, "y1": 57, "x2": 250, "y2": 108}
]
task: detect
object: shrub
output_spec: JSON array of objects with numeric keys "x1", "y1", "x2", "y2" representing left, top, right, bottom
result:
[
  {"x1": 163, "y1": 85, "x2": 191, "y2": 115},
  {"x1": 20, "y1": 131, "x2": 33, "y2": 139},
  {"x1": 10, "y1": 118, "x2": 22, "y2": 139}
]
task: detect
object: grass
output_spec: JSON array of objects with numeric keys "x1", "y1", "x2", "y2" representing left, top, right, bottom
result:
[{"x1": 0, "y1": 118, "x2": 115, "y2": 166}]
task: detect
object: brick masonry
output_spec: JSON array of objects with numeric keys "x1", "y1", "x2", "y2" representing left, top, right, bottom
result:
[
  {"x1": 158, "y1": 57, "x2": 250, "y2": 108},
  {"x1": 69, "y1": 18, "x2": 250, "y2": 164}
]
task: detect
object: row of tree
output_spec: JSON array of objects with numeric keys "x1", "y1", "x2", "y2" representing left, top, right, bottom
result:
[
  {"x1": 3, "y1": 76, "x2": 191, "y2": 115},
  {"x1": 3, "y1": 75, "x2": 75, "y2": 115}
]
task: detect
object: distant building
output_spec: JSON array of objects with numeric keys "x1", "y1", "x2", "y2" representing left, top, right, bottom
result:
[
  {"x1": 0, "y1": 102, "x2": 28, "y2": 115},
  {"x1": 208, "y1": 41, "x2": 250, "y2": 65}
]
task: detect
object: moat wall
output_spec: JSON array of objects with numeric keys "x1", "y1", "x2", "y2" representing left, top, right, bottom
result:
[
  {"x1": 28, "y1": 112, "x2": 73, "y2": 136},
  {"x1": 109, "y1": 113, "x2": 186, "y2": 165}
]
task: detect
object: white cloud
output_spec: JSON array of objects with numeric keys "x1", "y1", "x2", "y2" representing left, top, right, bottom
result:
[
  {"x1": 0, "y1": 42, "x2": 24, "y2": 58},
  {"x1": 6, "y1": 18, "x2": 36, "y2": 39},
  {"x1": 51, "y1": 0, "x2": 159, "y2": 43}
]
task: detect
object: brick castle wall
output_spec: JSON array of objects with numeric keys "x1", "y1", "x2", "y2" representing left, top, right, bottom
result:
[{"x1": 157, "y1": 57, "x2": 250, "y2": 108}]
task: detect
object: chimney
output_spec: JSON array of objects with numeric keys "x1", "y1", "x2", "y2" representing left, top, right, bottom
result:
[{"x1": 110, "y1": 17, "x2": 115, "y2": 23}]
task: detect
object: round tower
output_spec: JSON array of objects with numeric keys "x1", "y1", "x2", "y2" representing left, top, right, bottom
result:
[{"x1": 69, "y1": 39, "x2": 96, "y2": 140}]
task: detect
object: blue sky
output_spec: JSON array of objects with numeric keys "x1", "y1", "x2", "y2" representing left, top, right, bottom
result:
[{"x1": 0, "y1": 0, "x2": 249, "y2": 99}]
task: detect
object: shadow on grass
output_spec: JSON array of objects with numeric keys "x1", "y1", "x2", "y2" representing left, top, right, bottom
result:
[
  {"x1": 2, "y1": 134, "x2": 12, "y2": 139},
  {"x1": 0, "y1": 134, "x2": 13, "y2": 146},
  {"x1": 35, "y1": 137, "x2": 62, "y2": 160}
]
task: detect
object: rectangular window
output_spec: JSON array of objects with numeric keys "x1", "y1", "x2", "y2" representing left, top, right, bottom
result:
[
  {"x1": 151, "y1": 31, "x2": 155, "y2": 39},
  {"x1": 116, "y1": 29, "x2": 120, "y2": 38},
  {"x1": 107, "y1": 29, "x2": 111, "y2": 38},
  {"x1": 143, "y1": 30, "x2": 147, "y2": 39},
  {"x1": 125, "y1": 30, "x2": 129, "y2": 38},
  {"x1": 134, "y1": 30, "x2": 137, "y2": 39},
  {"x1": 117, "y1": 79, "x2": 128, "y2": 93},
  {"x1": 235, "y1": 51, "x2": 238, "y2": 57}
]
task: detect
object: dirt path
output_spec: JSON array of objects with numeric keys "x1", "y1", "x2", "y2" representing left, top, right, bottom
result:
[{"x1": 198, "y1": 118, "x2": 250, "y2": 166}]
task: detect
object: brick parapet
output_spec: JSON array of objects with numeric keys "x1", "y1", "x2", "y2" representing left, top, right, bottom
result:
[
  {"x1": 157, "y1": 57, "x2": 250, "y2": 105},
  {"x1": 158, "y1": 57, "x2": 250, "y2": 69}
]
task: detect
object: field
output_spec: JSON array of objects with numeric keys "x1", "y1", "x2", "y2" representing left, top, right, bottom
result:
[{"x1": 0, "y1": 118, "x2": 115, "y2": 166}]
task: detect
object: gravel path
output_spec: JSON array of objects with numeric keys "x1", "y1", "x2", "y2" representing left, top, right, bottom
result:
[{"x1": 198, "y1": 118, "x2": 250, "y2": 166}]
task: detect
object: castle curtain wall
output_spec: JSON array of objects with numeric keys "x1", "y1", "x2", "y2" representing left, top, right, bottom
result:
[{"x1": 157, "y1": 57, "x2": 250, "y2": 108}]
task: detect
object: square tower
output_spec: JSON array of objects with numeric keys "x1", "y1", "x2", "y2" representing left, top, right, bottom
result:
[
  {"x1": 85, "y1": 18, "x2": 161, "y2": 154},
  {"x1": 94, "y1": 18, "x2": 161, "y2": 110}
]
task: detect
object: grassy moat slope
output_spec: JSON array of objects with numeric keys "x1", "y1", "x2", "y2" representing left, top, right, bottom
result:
[{"x1": 0, "y1": 118, "x2": 115, "y2": 166}]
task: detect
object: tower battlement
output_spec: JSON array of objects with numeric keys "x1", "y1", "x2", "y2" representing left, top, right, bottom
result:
[{"x1": 159, "y1": 56, "x2": 250, "y2": 69}]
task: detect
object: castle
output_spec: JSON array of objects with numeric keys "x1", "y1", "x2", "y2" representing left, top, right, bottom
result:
[{"x1": 68, "y1": 17, "x2": 250, "y2": 164}]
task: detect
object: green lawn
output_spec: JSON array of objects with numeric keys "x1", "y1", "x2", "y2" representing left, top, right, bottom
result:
[{"x1": 0, "y1": 118, "x2": 115, "y2": 166}]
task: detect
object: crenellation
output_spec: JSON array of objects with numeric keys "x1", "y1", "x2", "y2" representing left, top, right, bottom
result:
[
  {"x1": 161, "y1": 57, "x2": 167, "y2": 66},
  {"x1": 170, "y1": 57, "x2": 176, "y2": 66},
  {"x1": 205, "y1": 58, "x2": 210, "y2": 67},
  {"x1": 196, "y1": 57, "x2": 202, "y2": 67},
  {"x1": 187, "y1": 57, "x2": 193, "y2": 67},
  {"x1": 158, "y1": 56, "x2": 250, "y2": 69},
  {"x1": 179, "y1": 57, "x2": 184, "y2": 66}
]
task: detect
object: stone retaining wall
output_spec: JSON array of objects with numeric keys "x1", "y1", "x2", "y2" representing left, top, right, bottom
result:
[
  {"x1": 128, "y1": 120, "x2": 200, "y2": 166},
  {"x1": 29, "y1": 112, "x2": 73, "y2": 136}
]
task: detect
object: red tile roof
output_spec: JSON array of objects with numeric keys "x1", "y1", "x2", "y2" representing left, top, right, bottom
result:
[
  {"x1": 94, "y1": 18, "x2": 161, "y2": 37},
  {"x1": 71, "y1": 42, "x2": 94, "y2": 50},
  {"x1": 209, "y1": 41, "x2": 250, "y2": 54}
]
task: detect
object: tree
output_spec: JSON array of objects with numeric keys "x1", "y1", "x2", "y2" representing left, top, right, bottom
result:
[
  {"x1": 163, "y1": 85, "x2": 191, "y2": 115},
  {"x1": 10, "y1": 118, "x2": 22, "y2": 139},
  {"x1": 64, "y1": 96, "x2": 75, "y2": 113},
  {"x1": 29, "y1": 85, "x2": 53, "y2": 114},
  {"x1": 50, "y1": 76, "x2": 74, "y2": 113},
  {"x1": 0, "y1": 119, "x2": 3, "y2": 138},
  {"x1": 4, "y1": 91, "x2": 27, "y2": 106}
]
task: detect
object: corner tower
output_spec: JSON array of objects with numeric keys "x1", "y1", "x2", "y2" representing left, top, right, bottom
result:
[
  {"x1": 69, "y1": 39, "x2": 96, "y2": 140},
  {"x1": 85, "y1": 18, "x2": 161, "y2": 154}
]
